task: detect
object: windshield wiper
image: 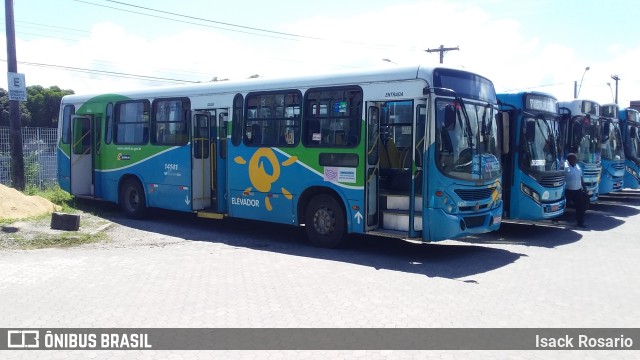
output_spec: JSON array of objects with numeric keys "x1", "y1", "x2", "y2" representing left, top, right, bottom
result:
[
  {"x1": 456, "y1": 97, "x2": 474, "y2": 149},
  {"x1": 535, "y1": 114, "x2": 558, "y2": 160}
]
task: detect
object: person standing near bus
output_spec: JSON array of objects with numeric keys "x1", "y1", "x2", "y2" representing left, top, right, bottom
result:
[{"x1": 565, "y1": 153, "x2": 587, "y2": 227}]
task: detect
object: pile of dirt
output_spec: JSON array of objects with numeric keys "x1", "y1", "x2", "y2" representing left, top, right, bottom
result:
[{"x1": 0, "y1": 184, "x2": 62, "y2": 220}]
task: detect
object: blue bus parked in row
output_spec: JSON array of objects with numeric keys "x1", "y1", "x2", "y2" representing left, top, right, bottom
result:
[
  {"x1": 498, "y1": 92, "x2": 565, "y2": 221},
  {"x1": 598, "y1": 103, "x2": 625, "y2": 194},
  {"x1": 559, "y1": 99, "x2": 601, "y2": 203},
  {"x1": 619, "y1": 107, "x2": 640, "y2": 189}
]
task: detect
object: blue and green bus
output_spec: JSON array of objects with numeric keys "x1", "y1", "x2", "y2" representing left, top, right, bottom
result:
[
  {"x1": 497, "y1": 91, "x2": 565, "y2": 221},
  {"x1": 598, "y1": 103, "x2": 625, "y2": 194},
  {"x1": 619, "y1": 107, "x2": 640, "y2": 189},
  {"x1": 57, "y1": 65, "x2": 502, "y2": 247},
  {"x1": 558, "y1": 99, "x2": 601, "y2": 203}
]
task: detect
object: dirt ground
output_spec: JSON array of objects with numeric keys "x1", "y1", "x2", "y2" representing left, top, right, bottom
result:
[
  {"x1": 0, "y1": 184, "x2": 61, "y2": 219},
  {"x1": 0, "y1": 184, "x2": 114, "y2": 249}
]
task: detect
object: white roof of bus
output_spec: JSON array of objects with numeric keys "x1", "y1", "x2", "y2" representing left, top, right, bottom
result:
[{"x1": 61, "y1": 64, "x2": 477, "y2": 103}]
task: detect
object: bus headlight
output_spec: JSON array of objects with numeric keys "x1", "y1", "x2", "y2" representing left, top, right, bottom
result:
[
  {"x1": 521, "y1": 183, "x2": 541, "y2": 204},
  {"x1": 436, "y1": 190, "x2": 457, "y2": 214}
]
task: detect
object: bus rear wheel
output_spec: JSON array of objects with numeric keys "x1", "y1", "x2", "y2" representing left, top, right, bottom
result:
[
  {"x1": 305, "y1": 194, "x2": 346, "y2": 248},
  {"x1": 120, "y1": 178, "x2": 147, "y2": 219}
]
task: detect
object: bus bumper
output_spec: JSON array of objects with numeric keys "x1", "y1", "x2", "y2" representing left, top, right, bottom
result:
[
  {"x1": 427, "y1": 206, "x2": 502, "y2": 241},
  {"x1": 510, "y1": 196, "x2": 565, "y2": 221}
]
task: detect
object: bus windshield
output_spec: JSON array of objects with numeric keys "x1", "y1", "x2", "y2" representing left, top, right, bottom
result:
[
  {"x1": 627, "y1": 125, "x2": 640, "y2": 165},
  {"x1": 521, "y1": 115, "x2": 562, "y2": 172},
  {"x1": 436, "y1": 98, "x2": 501, "y2": 181},
  {"x1": 571, "y1": 117, "x2": 600, "y2": 164},
  {"x1": 601, "y1": 121, "x2": 624, "y2": 161}
]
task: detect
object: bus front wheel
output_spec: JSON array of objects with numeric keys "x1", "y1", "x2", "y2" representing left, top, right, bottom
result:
[
  {"x1": 305, "y1": 194, "x2": 346, "y2": 248},
  {"x1": 120, "y1": 178, "x2": 147, "y2": 219}
]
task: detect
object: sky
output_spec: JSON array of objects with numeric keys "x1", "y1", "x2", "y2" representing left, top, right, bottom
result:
[{"x1": 2, "y1": 0, "x2": 639, "y2": 107}]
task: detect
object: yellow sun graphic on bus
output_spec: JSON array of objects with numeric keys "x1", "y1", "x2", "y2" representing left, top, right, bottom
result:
[{"x1": 234, "y1": 148, "x2": 297, "y2": 211}]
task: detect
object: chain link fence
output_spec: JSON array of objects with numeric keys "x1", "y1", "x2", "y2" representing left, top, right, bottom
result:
[{"x1": 0, "y1": 127, "x2": 58, "y2": 189}]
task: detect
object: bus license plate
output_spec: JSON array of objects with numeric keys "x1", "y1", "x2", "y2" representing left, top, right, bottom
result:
[{"x1": 550, "y1": 205, "x2": 559, "y2": 211}]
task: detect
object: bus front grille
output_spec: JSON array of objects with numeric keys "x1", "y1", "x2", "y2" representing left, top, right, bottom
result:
[
  {"x1": 454, "y1": 188, "x2": 494, "y2": 201},
  {"x1": 539, "y1": 174, "x2": 565, "y2": 188}
]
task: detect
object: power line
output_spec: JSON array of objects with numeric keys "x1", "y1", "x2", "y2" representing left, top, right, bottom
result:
[
  {"x1": 71, "y1": 0, "x2": 406, "y2": 50},
  {"x1": 0, "y1": 59, "x2": 199, "y2": 84},
  {"x1": 104, "y1": 0, "x2": 322, "y2": 40},
  {"x1": 70, "y1": 0, "x2": 307, "y2": 42}
]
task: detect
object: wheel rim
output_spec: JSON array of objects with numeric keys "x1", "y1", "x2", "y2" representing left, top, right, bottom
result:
[
  {"x1": 313, "y1": 207, "x2": 335, "y2": 235},
  {"x1": 127, "y1": 189, "x2": 139, "y2": 210}
]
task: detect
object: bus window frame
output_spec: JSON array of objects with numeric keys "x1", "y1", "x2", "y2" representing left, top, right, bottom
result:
[
  {"x1": 302, "y1": 85, "x2": 363, "y2": 148},
  {"x1": 113, "y1": 99, "x2": 151, "y2": 145},
  {"x1": 151, "y1": 97, "x2": 190, "y2": 146},
  {"x1": 243, "y1": 90, "x2": 302, "y2": 148},
  {"x1": 61, "y1": 105, "x2": 75, "y2": 144}
]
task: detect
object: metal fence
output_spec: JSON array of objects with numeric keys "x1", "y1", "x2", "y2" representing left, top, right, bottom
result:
[{"x1": 0, "y1": 127, "x2": 58, "y2": 189}]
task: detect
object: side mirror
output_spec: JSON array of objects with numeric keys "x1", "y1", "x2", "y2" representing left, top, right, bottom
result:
[
  {"x1": 444, "y1": 105, "x2": 456, "y2": 130},
  {"x1": 497, "y1": 112, "x2": 510, "y2": 154},
  {"x1": 524, "y1": 119, "x2": 536, "y2": 142},
  {"x1": 602, "y1": 122, "x2": 610, "y2": 142}
]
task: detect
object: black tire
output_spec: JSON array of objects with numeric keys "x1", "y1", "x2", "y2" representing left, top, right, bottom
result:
[
  {"x1": 119, "y1": 178, "x2": 147, "y2": 219},
  {"x1": 304, "y1": 194, "x2": 346, "y2": 248}
]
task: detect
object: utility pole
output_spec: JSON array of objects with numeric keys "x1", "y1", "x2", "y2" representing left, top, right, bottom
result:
[
  {"x1": 611, "y1": 74, "x2": 620, "y2": 105},
  {"x1": 425, "y1": 45, "x2": 459, "y2": 64},
  {"x1": 5, "y1": 0, "x2": 25, "y2": 190}
]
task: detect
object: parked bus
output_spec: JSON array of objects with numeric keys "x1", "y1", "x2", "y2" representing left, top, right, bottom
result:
[
  {"x1": 558, "y1": 99, "x2": 601, "y2": 203},
  {"x1": 57, "y1": 65, "x2": 502, "y2": 248},
  {"x1": 497, "y1": 91, "x2": 565, "y2": 221},
  {"x1": 619, "y1": 107, "x2": 640, "y2": 189},
  {"x1": 598, "y1": 103, "x2": 625, "y2": 194}
]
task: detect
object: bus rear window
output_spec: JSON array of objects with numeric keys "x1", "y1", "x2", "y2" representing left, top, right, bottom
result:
[{"x1": 61, "y1": 105, "x2": 75, "y2": 144}]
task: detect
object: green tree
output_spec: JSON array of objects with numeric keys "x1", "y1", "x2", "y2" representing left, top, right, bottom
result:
[
  {"x1": 0, "y1": 88, "x2": 32, "y2": 127},
  {"x1": 25, "y1": 85, "x2": 74, "y2": 127}
]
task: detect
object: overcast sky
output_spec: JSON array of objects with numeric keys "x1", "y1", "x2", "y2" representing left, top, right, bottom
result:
[{"x1": 2, "y1": 0, "x2": 639, "y2": 107}]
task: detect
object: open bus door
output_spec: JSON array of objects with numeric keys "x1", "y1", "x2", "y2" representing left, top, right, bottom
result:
[
  {"x1": 70, "y1": 114, "x2": 93, "y2": 196},
  {"x1": 213, "y1": 109, "x2": 229, "y2": 213},
  {"x1": 366, "y1": 100, "x2": 425, "y2": 239},
  {"x1": 192, "y1": 111, "x2": 211, "y2": 210},
  {"x1": 365, "y1": 103, "x2": 381, "y2": 230},
  {"x1": 193, "y1": 108, "x2": 229, "y2": 217}
]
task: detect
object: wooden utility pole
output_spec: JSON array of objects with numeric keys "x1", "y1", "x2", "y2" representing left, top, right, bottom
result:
[
  {"x1": 611, "y1": 74, "x2": 620, "y2": 105},
  {"x1": 425, "y1": 45, "x2": 460, "y2": 64},
  {"x1": 5, "y1": 0, "x2": 25, "y2": 190}
]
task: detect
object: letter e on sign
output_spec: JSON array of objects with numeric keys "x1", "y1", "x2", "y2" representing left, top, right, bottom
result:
[{"x1": 7, "y1": 72, "x2": 27, "y2": 101}]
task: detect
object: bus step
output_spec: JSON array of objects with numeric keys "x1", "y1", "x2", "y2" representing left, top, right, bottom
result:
[
  {"x1": 197, "y1": 211, "x2": 225, "y2": 220},
  {"x1": 381, "y1": 193, "x2": 422, "y2": 212},
  {"x1": 381, "y1": 209, "x2": 422, "y2": 231},
  {"x1": 368, "y1": 229, "x2": 423, "y2": 242}
]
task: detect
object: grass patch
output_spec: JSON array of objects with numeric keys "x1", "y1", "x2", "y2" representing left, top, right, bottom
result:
[
  {"x1": 25, "y1": 184, "x2": 76, "y2": 212},
  {"x1": 5, "y1": 230, "x2": 108, "y2": 250},
  {"x1": 24, "y1": 185, "x2": 119, "y2": 216}
]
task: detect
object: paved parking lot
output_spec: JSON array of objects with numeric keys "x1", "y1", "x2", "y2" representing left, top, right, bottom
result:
[{"x1": 1, "y1": 192, "x2": 640, "y2": 359}]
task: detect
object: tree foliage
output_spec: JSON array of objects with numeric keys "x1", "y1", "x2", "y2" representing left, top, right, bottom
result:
[{"x1": 0, "y1": 85, "x2": 74, "y2": 128}]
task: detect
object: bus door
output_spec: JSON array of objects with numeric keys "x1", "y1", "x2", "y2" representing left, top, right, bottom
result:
[
  {"x1": 365, "y1": 102, "x2": 382, "y2": 230},
  {"x1": 213, "y1": 108, "x2": 230, "y2": 213},
  {"x1": 93, "y1": 115, "x2": 103, "y2": 198},
  {"x1": 70, "y1": 114, "x2": 93, "y2": 196},
  {"x1": 192, "y1": 111, "x2": 212, "y2": 210},
  {"x1": 412, "y1": 100, "x2": 427, "y2": 238}
]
